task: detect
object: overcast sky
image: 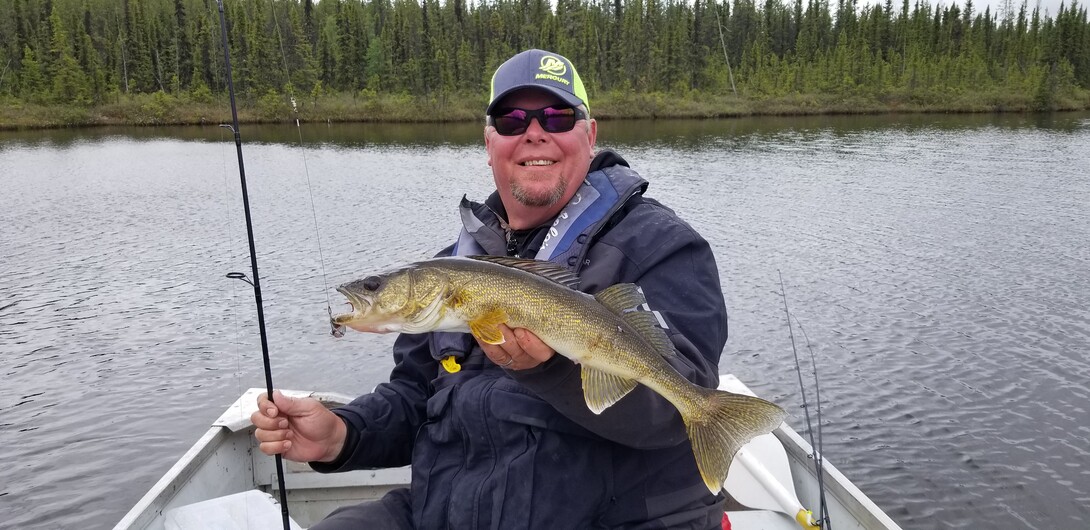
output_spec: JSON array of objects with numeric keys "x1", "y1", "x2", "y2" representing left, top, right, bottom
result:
[
  {"x1": 860, "y1": 0, "x2": 1074, "y2": 18},
  {"x1": 968, "y1": 0, "x2": 1069, "y2": 17}
]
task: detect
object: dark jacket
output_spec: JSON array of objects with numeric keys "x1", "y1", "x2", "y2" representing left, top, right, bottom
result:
[{"x1": 316, "y1": 151, "x2": 729, "y2": 529}]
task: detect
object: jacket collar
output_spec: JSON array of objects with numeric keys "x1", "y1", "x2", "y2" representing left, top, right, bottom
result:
[{"x1": 455, "y1": 150, "x2": 646, "y2": 265}]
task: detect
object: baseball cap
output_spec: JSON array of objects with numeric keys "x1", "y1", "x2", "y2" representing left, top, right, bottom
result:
[{"x1": 487, "y1": 49, "x2": 589, "y2": 115}]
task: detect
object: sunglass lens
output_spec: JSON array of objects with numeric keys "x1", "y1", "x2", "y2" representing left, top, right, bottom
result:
[
  {"x1": 494, "y1": 109, "x2": 529, "y2": 135},
  {"x1": 542, "y1": 107, "x2": 577, "y2": 133},
  {"x1": 492, "y1": 106, "x2": 581, "y2": 135}
]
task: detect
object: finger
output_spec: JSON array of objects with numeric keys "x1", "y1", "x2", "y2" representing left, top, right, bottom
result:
[
  {"x1": 478, "y1": 326, "x2": 521, "y2": 362},
  {"x1": 256, "y1": 392, "x2": 277, "y2": 418},
  {"x1": 258, "y1": 439, "x2": 292, "y2": 456},
  {"x1": 494, "y1": 325, "x2": 524, "y2": 357},
  {"x1": 254, "y1": 424, "x2": 289, "y2": 443},
  {"x1": 251, "y1": 410, "x2": 275, "y2": 428},
  {"x1": 269, "y1": 390, "x2": 295, "y2": 416},
  {"x1": 479, "y1": 340, "x2": 511, "y2": 365},
  {"x1": 513, "y1": 328, "x2": 555, "y2": 363},
  {"x1": 251, "y1": 408, "x2": 290, "y2": 429}
]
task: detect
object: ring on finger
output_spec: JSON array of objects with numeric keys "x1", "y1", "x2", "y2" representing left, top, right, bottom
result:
[{"x1": 500, "y1": 356, "x2": 515, "y2": 367}]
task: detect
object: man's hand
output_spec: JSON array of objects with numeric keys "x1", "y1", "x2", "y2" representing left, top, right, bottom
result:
[
  {"x1": 478, "y1": 324, "x2": 556, "y2": 370},
  {"x1": 251, "y1": 391, "x2": 348, "y2": 463}
]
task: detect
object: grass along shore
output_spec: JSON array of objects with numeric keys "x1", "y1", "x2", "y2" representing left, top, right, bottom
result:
[{"x1": 2, "y1": 88, "x2": 1089, "y2": 130}]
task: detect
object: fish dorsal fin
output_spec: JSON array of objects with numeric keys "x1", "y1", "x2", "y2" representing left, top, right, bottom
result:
[
  {"x1": 581, "y1": 366, "x2": 639, "y2": 414},
  {"x1": 594, "y1": 284, "x2": 677, "y2": 359},
  {"x1": 466, "y1": 255, "x2": 580, "y2": 290}
]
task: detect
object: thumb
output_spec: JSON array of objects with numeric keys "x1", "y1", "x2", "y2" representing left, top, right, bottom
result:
[{"x1": 270, "y1": 390, "x2": 299, "y2": 416}]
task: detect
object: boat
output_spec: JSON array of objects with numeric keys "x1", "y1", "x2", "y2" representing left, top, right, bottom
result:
[{"x1": 114, "y1": 374, "x2": 902, "y2": 529}]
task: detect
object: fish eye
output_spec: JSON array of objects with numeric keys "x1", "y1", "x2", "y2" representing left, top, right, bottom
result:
[{"x1": 362, "y1": 276, "x2": 383, "y2": 291}]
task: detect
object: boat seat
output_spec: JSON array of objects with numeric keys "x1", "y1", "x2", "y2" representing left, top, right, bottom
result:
[{"x1": 164, "y1": 489, "x2": 304, "y2": 529}]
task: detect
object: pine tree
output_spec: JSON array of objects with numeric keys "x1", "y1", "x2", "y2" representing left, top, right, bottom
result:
[
  {"x1": 19, "y1": 44, "x2": 46, "y2": 102},
  {"x1": 49, "y1": 5, "x2": 91, "y2": 104}
]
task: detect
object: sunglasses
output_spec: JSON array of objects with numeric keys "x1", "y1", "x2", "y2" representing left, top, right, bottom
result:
[{"x1": 489, "y1": 105, "x2": 587, "y2": 136}]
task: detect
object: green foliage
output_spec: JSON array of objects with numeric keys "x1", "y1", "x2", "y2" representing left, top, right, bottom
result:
[
  {"x1": 48, "y1": 6, "x2": 91, "y2": 104},
  {"x1": 310, "y1": 79, "x2": 326, "y2": 101},
  {"x1": 18, "y1": 46, "x2": 47, "y2": 103},
  {"x1": 0, "y1": 0, "x2": 1087, "y2": 115},
  {"x1": 140, "y1": 90, "x2": 178, "y2": 123},
  {"x1": 0, "y1": 53, "x2": 12, "y2": 98},
  {"x1": 189, "y1": 78, "x2": 215, "y2": 104},
  {"x1": 257, "y1": 88, "x2": 289, "y2": 120}
]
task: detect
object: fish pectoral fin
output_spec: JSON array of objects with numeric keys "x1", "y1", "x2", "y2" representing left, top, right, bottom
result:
[
  {"x1": 468, "y1": 308, "x2": 508, "y2": 345},
  {"x1": 580, "y1": 366, "x2": 638, "y2": 414}
]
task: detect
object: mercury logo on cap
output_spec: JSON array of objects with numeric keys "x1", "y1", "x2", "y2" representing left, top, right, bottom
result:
[
  {"x1": 539, "y1": 56, "x2": 568, "y2": 77},
  {"x1": 535, "y1": 55, "x2": 571, "y2": 86}
]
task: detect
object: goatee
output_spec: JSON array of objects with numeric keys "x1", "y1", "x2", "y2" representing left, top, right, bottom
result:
[{"x1": 511, "y1": 179, "x2": 567, "y2": 207}]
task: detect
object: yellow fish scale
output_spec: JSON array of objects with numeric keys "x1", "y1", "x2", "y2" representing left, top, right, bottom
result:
[{"x1": 443, "y1": 263, "x2": 705, "y2": 414}]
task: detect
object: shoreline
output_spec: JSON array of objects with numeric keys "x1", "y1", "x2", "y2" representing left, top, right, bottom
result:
[{"x1": 3, "y1": 89, "x2": 1089, "y2": 131}]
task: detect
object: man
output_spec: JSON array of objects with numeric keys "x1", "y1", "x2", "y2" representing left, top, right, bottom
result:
[{"x1": 252, "y1": 48, "x2": 729, "y2": 529}]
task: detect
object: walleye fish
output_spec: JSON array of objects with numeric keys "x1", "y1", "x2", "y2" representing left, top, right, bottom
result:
[{"x1": 331, "y1": 255, "x2": 785, "y2": 494}]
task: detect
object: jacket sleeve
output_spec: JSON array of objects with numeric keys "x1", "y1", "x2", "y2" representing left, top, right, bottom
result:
[
  {"x1": 510, "y1": 201, "x2": 727, "y2": 449},
  {"x1": 310, "y1": 325, "x2": 436, "y2": 472}
]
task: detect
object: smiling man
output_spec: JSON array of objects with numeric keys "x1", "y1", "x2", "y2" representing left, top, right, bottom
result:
[
  {"x1": 484, "y1": 51, "x2": 598, "y2": 229},
  {"x1": 253, "y1": 49, "x2": 731, "y2": 529}
]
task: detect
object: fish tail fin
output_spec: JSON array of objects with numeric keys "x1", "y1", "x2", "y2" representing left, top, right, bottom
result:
[{"x1": 684, "y1": 389, "x2": 786, "y2": 494}]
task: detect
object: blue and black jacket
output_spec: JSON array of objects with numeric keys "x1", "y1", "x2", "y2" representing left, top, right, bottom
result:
[{"x1": 314, "y1": 151, "x2": 729, "y2": 529}]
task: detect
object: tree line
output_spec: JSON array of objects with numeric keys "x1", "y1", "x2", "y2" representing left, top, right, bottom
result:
[{"x1": 0, "y1": 0, "x2": 1087, "y2": 112}]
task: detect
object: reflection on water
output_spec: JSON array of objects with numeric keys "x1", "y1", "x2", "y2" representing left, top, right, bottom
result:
[
  {"x1": 0, "y1": 120, "x2": 486, "y2": 148},
  {"x1": 3, "y1": 110, "x2": 1087, "y2": 149},
  {"x1": 1, "y1": 112, "x2": 1088, "y2": 529}
]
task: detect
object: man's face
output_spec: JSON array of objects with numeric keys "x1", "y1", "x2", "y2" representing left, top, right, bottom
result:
[{"x1": 485, "y1": 89, "x2": 597, "y2": 227}]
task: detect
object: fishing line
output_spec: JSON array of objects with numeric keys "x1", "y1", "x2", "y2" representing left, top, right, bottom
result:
[
  {"x1": 778, "y1": 270, "x2": 831, "y2": 529},
  {"x1": 215, "y1": 1, "x2": 291, "y2": 529},
  {"x1": 218, "y1": 125, "x2": 247, "y2": 409},
  {"x1": 270, "y1": 8, "x2": 342, "y2": 337}
]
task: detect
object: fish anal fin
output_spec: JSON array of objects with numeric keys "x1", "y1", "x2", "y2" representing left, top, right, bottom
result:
[
  {"x1": 469, "y1": 308, "x2": 507, "y2": 345},
  {"x1": 580, "y1": 366, "x2": 638, "y2": 414},
  {"x1": 594, "y1": 284, "x2": 677, "y2": 359},
  {"x1": 684, "y1": 389, "x2": 787, "y2": 494}
]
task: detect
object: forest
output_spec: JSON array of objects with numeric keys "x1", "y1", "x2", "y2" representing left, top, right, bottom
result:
[{"x1": 0, "y1": 0, "x2": 1088, "y2": 127}]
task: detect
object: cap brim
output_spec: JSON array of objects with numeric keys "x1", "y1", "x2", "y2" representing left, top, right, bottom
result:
[{"x1": 486, "y1": 85, "x2": 585, "y2": 114}]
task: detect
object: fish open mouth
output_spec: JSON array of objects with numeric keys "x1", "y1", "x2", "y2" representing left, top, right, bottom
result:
[{"x1": 331, "y1": 287, "x2": 371, "y2": 326}]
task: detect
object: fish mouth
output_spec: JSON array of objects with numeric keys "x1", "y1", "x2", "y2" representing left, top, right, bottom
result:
[{"x1": 331, "y1": 286, "x2": 372, "y2": 326}]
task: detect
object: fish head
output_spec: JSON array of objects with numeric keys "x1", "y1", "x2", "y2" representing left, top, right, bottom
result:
[{"x1": 332, "y1": 264, "x2": 452, "y2": 334}]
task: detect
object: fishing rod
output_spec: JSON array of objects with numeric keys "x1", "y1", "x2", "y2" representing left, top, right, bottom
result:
[
  {"x1": 792, "y1": 314, "x2": 831, "y2": 528},
  {"x1": 215, "y1": 1, "x2": 291, "y2": 528},
  {"x1": 778, "y1": 270, "x2": 831, "y2": 529}
]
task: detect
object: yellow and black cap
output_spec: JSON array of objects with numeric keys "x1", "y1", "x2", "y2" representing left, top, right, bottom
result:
[{"x1": 487, "y1": 49, "x2": 589, "y2": 115}]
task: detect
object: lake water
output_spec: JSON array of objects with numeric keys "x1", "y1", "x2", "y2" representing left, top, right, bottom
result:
[{"x1": 1, "y1": 112, "x2": 1088, "y2": 529}]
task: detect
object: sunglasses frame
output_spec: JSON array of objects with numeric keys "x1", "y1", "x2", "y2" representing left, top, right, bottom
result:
[{"x1": 488, "y1": 105, "x2": 588, "y2": 136}]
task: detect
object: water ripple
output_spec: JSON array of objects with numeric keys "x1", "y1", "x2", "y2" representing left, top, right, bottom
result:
[{"x1": 2, "y1": 115, "x2": 1089, "y2": 528}]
